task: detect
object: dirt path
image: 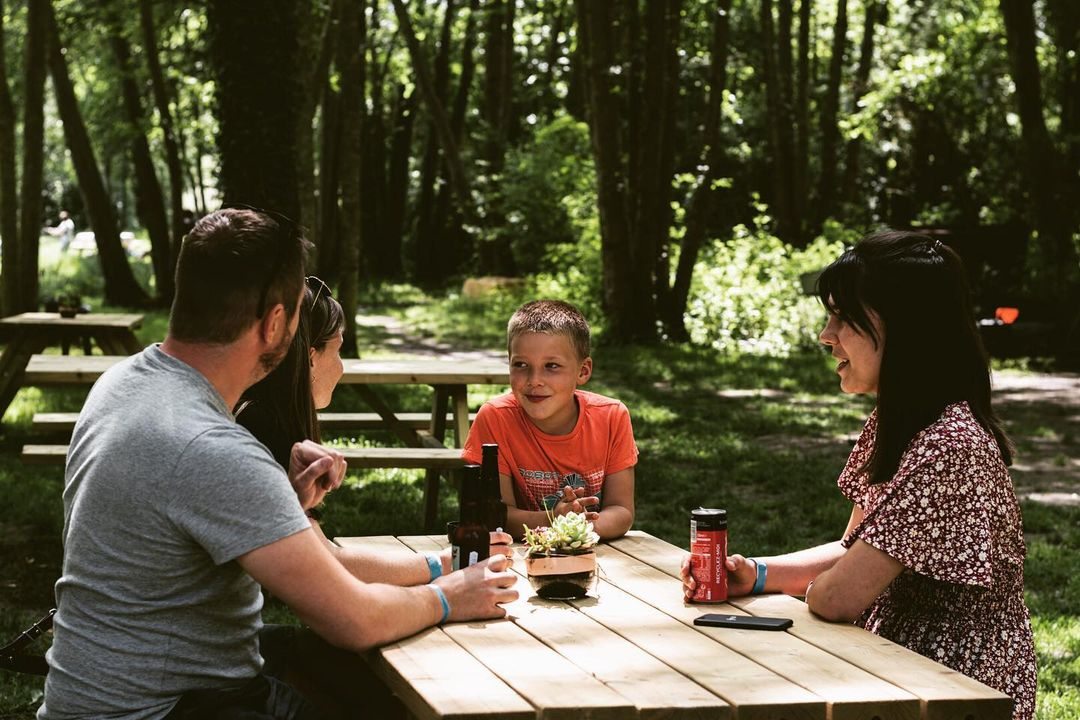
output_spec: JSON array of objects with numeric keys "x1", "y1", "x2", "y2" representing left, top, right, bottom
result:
[{"x1": 991, "y1": 370, "x2": 1080, "y2": 506}]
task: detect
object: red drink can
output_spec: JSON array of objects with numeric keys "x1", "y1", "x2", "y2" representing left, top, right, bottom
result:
[{"x1": 690, "y1": 508, "x2": 727, "y2": 603}]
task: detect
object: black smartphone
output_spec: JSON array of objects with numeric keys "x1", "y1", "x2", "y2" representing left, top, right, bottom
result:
[{"x1": 693, "y1": 613, "x2": 793, "y2": 631}]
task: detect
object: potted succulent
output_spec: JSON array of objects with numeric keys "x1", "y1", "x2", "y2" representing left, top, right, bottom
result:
[{"x1": 522, "y1": 511, "x2": 600, "y2": 600}]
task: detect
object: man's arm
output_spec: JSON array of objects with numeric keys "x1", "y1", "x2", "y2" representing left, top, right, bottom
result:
[
  {"x1": 307, "y1": 521, "x2": 513, "y2": 585},
  {"x1": 238, "y1": 528, "x2": 517, "y2": 652}
]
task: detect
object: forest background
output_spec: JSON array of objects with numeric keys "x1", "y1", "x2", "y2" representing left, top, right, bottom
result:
[
  {"x1": 0, "y1": 0, "x2": 1078, "y2": 717},
  {"x1": 0, "y1": 0, "x2": 1078, "y2": 358}
]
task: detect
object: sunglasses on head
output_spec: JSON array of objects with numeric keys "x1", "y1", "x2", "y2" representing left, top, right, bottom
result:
[
  {"x1": 306, "y1": 276, "x2": 332, "y2": 308},
  {"x1": 220, "y1": 203, "x2": 302, "y2": 318}
]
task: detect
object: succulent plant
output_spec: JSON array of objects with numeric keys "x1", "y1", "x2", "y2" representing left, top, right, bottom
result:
[{"x1": 522, "y1": 511, "x2": 600, "y2": 556}]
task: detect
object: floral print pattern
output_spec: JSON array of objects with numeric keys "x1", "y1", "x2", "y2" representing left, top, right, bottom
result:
[{"x1": 838, "y1": 403, "x2": 1036, "y2": 720}]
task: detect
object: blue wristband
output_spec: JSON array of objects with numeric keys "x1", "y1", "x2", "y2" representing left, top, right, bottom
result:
[
  {"x1": 751, "y1": 558, "x2": 768, "y2": 595},
  {"x1": 429, "y1": 584, "x2": 451, "y2": 624},
  {"x1": 423, "y1": 552, "x2": 443, "y2": 582}
]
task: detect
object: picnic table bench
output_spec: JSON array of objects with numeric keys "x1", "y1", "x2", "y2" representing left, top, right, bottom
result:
[
  {"x1": 333, "y1": 530, "x2": 1013, "y2": 720},
  {"x1": 20, "y1": 353, "x2": 508, "y2": 529},
  {"x1": 0, "y1": 313, "x2": 143, "y2": 421}
]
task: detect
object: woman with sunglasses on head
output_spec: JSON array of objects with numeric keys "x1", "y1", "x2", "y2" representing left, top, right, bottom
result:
[
  {"x1": 237, "y1": 276, "x2": 345, "y2": 470},
  {"x1": 682, "y1": 230, "x2": 1036, "y2": 719}
]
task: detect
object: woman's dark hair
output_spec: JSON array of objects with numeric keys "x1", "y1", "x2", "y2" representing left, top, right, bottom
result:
[
  {"x1": 236, "y1": 277, "x2": 345, "y2": 469},
  {"x1": 817, "y1": 229, "x2": 1013, "y2": 484}
]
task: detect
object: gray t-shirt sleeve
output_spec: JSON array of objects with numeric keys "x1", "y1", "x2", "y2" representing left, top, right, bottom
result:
[{"x1": 167, "y1": 426, "x2": 311, "y2": 565}]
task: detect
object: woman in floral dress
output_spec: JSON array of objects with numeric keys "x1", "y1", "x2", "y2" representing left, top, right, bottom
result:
[{"x1": 682, "y1": 230, "x2": 1036, "y2": 719}]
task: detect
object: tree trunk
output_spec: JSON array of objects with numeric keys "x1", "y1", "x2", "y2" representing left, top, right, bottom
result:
[
  {"x1": 432, "y1": 0, "x2": 481, "y2": 275},
  {"x1": 317, "y1": 78, "x2": 342, "y2": 279},
  {"x1": 297, "y1": 0, "x2": 339, "y2": 250},
  {"x1": 18, "y1": 0, "x2": 48, "y2": 312},
  {"x1": 391, "y1": 0, "x2": 473, "y2": 224},
  {"x1": 663, "y1": 0, "x2": 732, "y2": 340},
  {"x1": 1000, "y1": 0, "x2": 1078, "y2": 301},
  {"x1": 0, "y1": 0, "x2": 20, "y2": 315},
  {"x1": 337, "y1": 0, "x2": 364, "y2": 357},
  {"x1": 383, "y1": 83, "x2": 415, "y2": 279},
  {"x1": 47, "y1": 0, "x2": 149, "y2": 307},
  {"x1": 109, "y1": 29, "x2": 173, "y2": 304},
  {"x1": 138, "y1": 0, "x2": 185, "y2": 290},
  {"x1": 478, "y1": 0, "x2": 517, "y2": 274},
  {"x1": 641, "y1": 0, "x2": 681, "y2": 325},
  {"x1": 760, "y1": 0, "x2": 799, "y2": 244},
  {"x1": 840, "y1": 0, "x2": 880, "y2": 207},
  {"x1": 206, "y1": 0, "x2": 302, "y2": 218},
  {"x1": 413, "y1": 0, "x2": 458, "y2": 286},
  {"x1": 795, "y1": 0, "x2": 812, "y2": 227},
  {"x1": 814, "y1": 0, "x2": 847, "y2": 228},
  {"x1": 575, "y1": 0, "x2": 642, "y2": 343}
]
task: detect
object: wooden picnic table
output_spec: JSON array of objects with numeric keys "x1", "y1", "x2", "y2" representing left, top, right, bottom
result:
[
  {"x1": 20, "y1": 353, "x2": 508, "y2": 529},
  {"x1": 335, "y1": 530, "x2": 1013, "y2": 720},
  {"x1": 0, "y1": 312, "x2": 143, "y2": 421}
]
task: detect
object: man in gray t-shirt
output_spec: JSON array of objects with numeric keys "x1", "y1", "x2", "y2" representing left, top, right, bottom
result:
[{"x1": 40, "y1": 209, "x2": 517, "y2": 720}]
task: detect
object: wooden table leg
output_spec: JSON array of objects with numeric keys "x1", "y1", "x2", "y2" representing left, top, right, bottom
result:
[
  {"x1": 0, "y1": 332, "x2": 46, "y2": 422},
  {"x1": 354, "y1": 384, "x2": 424, "y2": 448},
  {"x1": 448, "y1": 384, "x2": 470, "y2": 446},
  {"x1": 423, "y1": 387, "x2": 452, "y2": 532}
]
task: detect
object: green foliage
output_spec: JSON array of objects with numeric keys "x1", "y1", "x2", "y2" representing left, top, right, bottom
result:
[
  {"x1": 500, "y1": 115, "x2": 598, "y2": 274},
  {"x1": 685, "y1": 212, "x2": 849, "y2": 355}
]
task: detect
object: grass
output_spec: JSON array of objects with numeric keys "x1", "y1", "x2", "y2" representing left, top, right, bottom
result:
[{"x1": 0, "y1": 287, "x2": 1076, "y2": 719}]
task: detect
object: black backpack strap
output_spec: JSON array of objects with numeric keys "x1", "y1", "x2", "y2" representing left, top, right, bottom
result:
[{"x1": 0, "y1": 608, "x2": 56, "y2": 677}]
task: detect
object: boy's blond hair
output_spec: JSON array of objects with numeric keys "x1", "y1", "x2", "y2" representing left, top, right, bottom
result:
[{"x1": 507, "y1": 300, "x2": 591, "y2": 361}]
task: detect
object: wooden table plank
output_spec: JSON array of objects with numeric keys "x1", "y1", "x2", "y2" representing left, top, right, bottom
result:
[
  {"x1": 594, "y1": 545, "x2": 921, "y2": 720},
  {"x1": 388, "y1": 536, "x2": 637, "y2": 719},
  {"x1": 335, "y1": 536, "x2": 535, "y2": 720},
  {"x1": 733, "y1": 594, "x2": 1013, "y2": 720},
  {"x1": 611, "y1": 532, "x2": 1012, "y2": 720},
  {"x1": 577, "y1": 564, "x2": 824, "y2": 720},
  {"x1": 340, "y1": 359, "x2": 508, "y2": 385},
  {"x1": 24, "y1": 354, "x2": 126, "y2": 384},
  {"x1": 0, "y1": 312, "x2": 143, "y2": 329}
]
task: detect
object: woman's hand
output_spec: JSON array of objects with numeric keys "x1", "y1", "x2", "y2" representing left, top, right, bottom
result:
[
  {"x1": 681, "y1": 553, "x2": 759, "y2": 601},
  {"x1": 725, "y1": 554, "x2": 759, "y2": 597},
  {"x1": 288, "y1": 440, "x2": 347, "y2": 511}
]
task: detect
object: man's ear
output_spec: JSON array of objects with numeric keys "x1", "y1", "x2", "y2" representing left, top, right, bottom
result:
[
  {"x1": 259, "y1": 303, "x2": 287, "y2": 345},
  {"x1": 577, "y1": 357, "x2": 593, "y2": 385}
]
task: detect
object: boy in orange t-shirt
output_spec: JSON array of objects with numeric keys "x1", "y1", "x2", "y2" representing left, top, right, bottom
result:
[{"x1": 462, "y1": 300, "x2": 637, "y2": 540}]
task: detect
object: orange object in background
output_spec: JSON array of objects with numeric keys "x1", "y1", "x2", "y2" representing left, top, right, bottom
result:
[{"x1": 995, "y1": 307, "x2": 1020, "y2": 324}]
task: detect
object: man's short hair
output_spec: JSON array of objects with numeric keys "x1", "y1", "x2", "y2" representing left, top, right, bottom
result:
[
  {"x1": 169, "y1": 208, "x2": 312, "y2": 344},
  {"x1": 507, "y1": 300, "x2": 591, "y2": 360}
]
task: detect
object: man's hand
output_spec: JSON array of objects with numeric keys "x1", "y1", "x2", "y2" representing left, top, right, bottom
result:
[
  {"x1": 438, "y1": 530, "x2": 514, "y2": 575},
  {"x1": 434, "y1": 554, "x2": 518, "y2": 622},
  {"x1": 681, "y1": 553, "x2": 758, "y2": 602},
  {"x1": 553, "y1": 485, "x2": 600, "y2": 521},
  {"x1": 289, "y1": 440, "x2": 347, "y2": 511}
]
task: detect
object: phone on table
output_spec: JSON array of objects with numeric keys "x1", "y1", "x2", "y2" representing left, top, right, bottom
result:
[{"x1": 693, "y1": 613, "x2": 793, "y2": 631}]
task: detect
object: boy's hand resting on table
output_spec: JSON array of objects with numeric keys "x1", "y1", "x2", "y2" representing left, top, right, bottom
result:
[
  {"x1": 680, "y1": 553, "x2": 758, "y2": 601},
  {"x1": 553, "y1": 485, "x2": 600, "y2": 521},
  {"x1": 434, "y1": 554, "x2": 519, "y2": 621}
]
